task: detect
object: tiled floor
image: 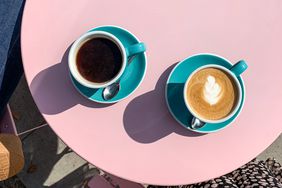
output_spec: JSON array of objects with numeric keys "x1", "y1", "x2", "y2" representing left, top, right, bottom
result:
[{"x1": 8, "y1": 76, "x2": 282, "y2": 187}]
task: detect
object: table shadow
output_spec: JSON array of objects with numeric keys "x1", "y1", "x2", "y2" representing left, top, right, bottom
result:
[
  {"x1": 30, "y1": 47, "x2": 114, "y2": 115},
  {"x1": 123, "y1": 63, "x2": 205, "y2": 144}
]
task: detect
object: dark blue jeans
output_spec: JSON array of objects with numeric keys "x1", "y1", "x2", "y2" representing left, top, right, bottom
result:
[{"x1": 0, "y1": 0, "x2": 25, "y2": 115}]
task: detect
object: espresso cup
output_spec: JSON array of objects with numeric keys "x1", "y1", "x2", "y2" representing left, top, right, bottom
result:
[
  {"x1": 184, "y1": 59, "x2": 248, "y2": 125},
  {"x1": 68, "y1": 30, "x2": 146, "y2": 88}
]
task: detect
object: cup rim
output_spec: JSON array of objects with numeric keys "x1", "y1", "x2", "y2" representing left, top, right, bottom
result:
[
  {"x1": 68, "y1": 30, "x2": 127, "y2": 89},
  {"x1": 183, "y1": 64, "x2": 242, "y2": 124}
]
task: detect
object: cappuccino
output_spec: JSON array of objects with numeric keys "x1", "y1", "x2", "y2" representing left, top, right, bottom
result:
[{"x1": 185, "y1": 68, "x2": 238, "y2": 121}]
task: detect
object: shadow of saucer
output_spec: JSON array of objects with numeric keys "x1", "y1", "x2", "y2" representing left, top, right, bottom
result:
[
  {"x1": 123, "y1": 63, "x2": 205, "y2": 144},
  {"x1": 30, "y1": 47, "x2": 114, "y2": 115}
]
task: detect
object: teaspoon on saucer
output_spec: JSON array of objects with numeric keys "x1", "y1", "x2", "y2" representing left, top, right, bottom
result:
[
  {"x1": 102, "y1": 56, "x2": 136, "y2": 100},
  {"x1": 190, "y1": 117, "x2": 206, "y2": 130}
]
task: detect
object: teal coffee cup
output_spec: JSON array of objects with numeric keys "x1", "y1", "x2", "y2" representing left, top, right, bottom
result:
[
  {"x1": 183, "y1": 54, "x2": 248, "y2": 129},
  {"x1": 68, "y1": 30, "x2": 146, "y2": 89}
]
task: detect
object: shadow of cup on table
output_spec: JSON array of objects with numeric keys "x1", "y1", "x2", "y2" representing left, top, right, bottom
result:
[
  {"x1": 123, "y1": 63, "x2": 205, "y2": 144},
  {"x1": 30, "y1": 47, "x2": 114, "y2": 115}
]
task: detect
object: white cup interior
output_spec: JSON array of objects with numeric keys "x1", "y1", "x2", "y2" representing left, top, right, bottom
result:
[
  {"x1": 68, "y1": 31, "x2": 127, "y2": 89},
  {"x1": 183, "y1": 64, "x2": 242, "y2": 124}
]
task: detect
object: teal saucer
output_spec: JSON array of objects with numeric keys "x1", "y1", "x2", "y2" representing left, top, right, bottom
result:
[
  {"x1": 165, "y1": 54, "x2": 245, "y2": 133},
  {"x1": 71, "y1": 26, "x2": 147, "y2": 103}
]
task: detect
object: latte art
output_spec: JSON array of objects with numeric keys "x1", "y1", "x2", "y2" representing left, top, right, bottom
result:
[
  {"x1": 186, "y1": 68, "x2": 238, "y2": 121},
  {"x1": 203, "y1": 76, "x2": 222, "y2": 105}
]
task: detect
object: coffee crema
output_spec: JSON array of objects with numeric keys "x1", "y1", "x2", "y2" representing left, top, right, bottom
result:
[
  {"x1": 186, "y1": 68, "x2": 238, "y2": 120},
  {"x1": 76, "y1": 38, "x2": 123, "y2": 83}
]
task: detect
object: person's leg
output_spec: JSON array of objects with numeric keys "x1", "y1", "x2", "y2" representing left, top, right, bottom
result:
[{"x1": 0, "y1": 0, "x2": 25, "y2": 115}]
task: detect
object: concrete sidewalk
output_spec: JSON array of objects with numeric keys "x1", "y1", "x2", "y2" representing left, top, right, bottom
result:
[
  {"x1": 9, "y1": 76, "x2": 99, "y2": 187},
  {"x1": 7, "y1": 76, "x2": 282, "y2": 187}
]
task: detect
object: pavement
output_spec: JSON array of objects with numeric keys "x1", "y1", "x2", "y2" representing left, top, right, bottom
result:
[
  {"x1": 8, "y1": 76, "x2": 99, "y2": 188},
  {"x1": 6, "y1": 76, "x2": 282, "y2": 187}
]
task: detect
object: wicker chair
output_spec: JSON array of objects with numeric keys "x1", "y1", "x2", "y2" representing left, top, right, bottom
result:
[{"x1": 0, "y1": 105, "x2": 24, "y2": 181}]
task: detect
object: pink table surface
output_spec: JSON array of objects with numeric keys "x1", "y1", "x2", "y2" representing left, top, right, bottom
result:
[{"x1": 21, "y1": 0, "x2": 282, "y2": 185}]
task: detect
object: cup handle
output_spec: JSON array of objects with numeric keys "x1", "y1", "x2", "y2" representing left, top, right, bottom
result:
[
  {"x1": 125, "y1": 42, "x2": 146, "y2": 57},
  {"x1": 230, "y1": 60, "x2": 248, "y2": 77}
]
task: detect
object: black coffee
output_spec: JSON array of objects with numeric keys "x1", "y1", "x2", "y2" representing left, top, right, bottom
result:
[{"x1": 76, "y1": 38, "x2": 123, "y2": 83}]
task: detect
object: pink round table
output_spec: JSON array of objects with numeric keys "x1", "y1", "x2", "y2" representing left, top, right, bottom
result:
[{"x1": 21, "y1": 0, "x2": 282, "y2": 185}]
